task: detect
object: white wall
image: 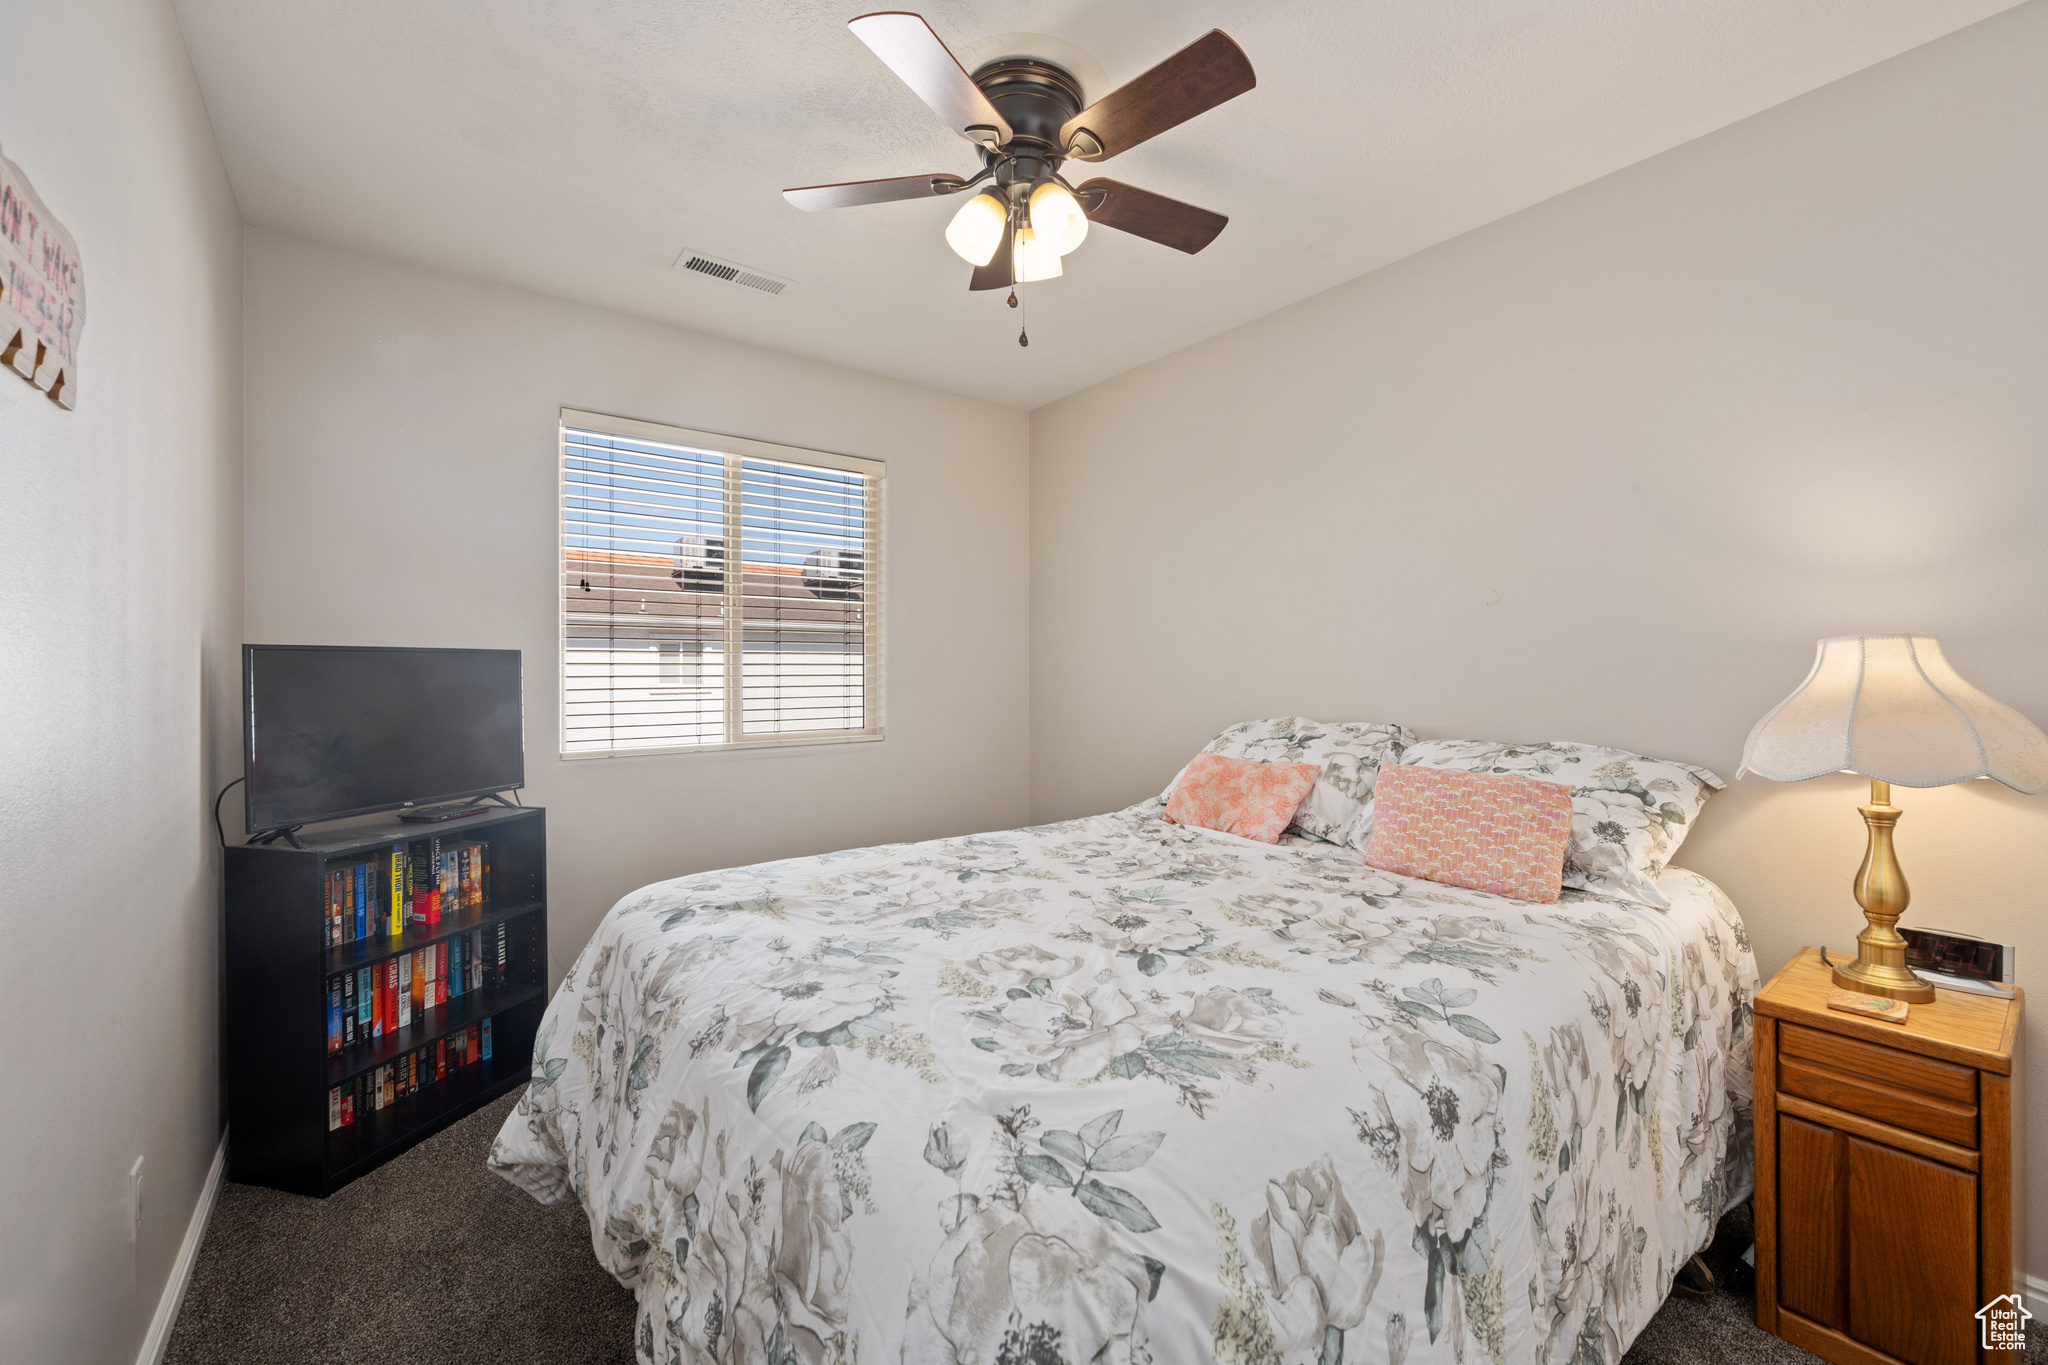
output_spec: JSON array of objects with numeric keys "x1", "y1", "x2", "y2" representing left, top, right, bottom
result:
[
  {"x1": 1031, "y1": 1, "x2": 2048, "y2": 1270},
  {"x1": 241, "y1": 228, "x2": 1030, "y2": 982},
  {"x1": 0, "y1": 2, "x2": 243, "y2": 1361}
]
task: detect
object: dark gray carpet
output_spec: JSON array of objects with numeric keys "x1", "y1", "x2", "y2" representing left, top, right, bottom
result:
[
  {"x1": 166, "y1": 1091, "x2": 635, "y2": 1364},
  {"x1": 167, "y1": 1094, "x2": 2032, "y2": 1363}
]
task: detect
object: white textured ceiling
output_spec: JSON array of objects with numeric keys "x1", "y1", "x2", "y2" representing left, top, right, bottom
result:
[{"x1": 173, "y1": 0, "x2": 2021, "y2": 409}]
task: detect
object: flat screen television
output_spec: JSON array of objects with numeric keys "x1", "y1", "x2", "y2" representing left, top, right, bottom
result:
[{"x1": 243, "y1": 645, "x2": 524, "y2": 832}]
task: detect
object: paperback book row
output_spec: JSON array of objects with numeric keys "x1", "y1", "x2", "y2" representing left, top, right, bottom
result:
[
  {"x1": 324, "y1": 838, "x2": 489, "y2": 947},
  {"x1": 327, "y1": 923, "x2": 509, "y2": 1053},
  {"x1": 328, "y1": 1018, "x2": 494, "y2": 1130}
]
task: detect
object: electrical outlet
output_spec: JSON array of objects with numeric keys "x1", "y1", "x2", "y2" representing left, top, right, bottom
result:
[{"x1": 128, "y1": 1156, "x2": 143, "y2": 1245}]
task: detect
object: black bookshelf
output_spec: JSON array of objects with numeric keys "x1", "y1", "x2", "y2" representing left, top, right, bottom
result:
[{"x1": 225, "y1": 805, "x2": 547, "y2": 1196}]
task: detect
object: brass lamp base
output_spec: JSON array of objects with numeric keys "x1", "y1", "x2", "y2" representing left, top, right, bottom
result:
[{"x1": 1831, "y1": 778, "x2": 1935, "y2": 1004}]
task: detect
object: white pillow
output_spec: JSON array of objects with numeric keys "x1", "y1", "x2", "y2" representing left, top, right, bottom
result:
[
  {"x1": 1394, "y1": 739, "x2": 1724, "y2": 909},
  {"x1": 1161, "y1": 717, "x2": 1414, "y2": 845}
]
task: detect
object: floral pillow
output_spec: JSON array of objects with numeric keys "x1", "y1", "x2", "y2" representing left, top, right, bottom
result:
[
  {"x1": 1395, "y1": 739, "x2": 1724, "y2": 909},
  {"x1": 1159, "y1": 717, "x2": 1414, "y2": 844},
  {"x1": 1163, "y1": 753, "x2": 1322, "y2": 844},
  {"x1": 1362, "y1": 765, "x2": 1575, "y2": 903}
]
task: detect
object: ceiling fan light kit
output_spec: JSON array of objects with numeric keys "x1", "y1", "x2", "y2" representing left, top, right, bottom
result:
[{"x1": 785, "y1": 12, "x2": 1255, "y2": 345}]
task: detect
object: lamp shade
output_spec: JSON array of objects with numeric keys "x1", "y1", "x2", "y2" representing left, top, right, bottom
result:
[
  {"x1": 944, "y1": 193, "x2": 1007, "y2": 267},
  {"x1": 1741, "y1": 635, "x2": 2048, "y2": 792},
  {"x1": 1028, "y1": 181, "x2": 1088, "y2": 255},
  {"x1": 1013, "y1": 227, "x2": 1063, "y2": 282}
]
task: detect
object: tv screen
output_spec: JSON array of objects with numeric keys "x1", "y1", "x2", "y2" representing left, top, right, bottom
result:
[{"x1": 243, "y1": 645, "x2": 524, "y2": 831}]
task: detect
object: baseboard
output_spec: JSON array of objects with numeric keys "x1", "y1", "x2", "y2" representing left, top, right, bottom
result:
[{"x1": 134, "y1": 1129, "x2": 227, "y2": 1365}]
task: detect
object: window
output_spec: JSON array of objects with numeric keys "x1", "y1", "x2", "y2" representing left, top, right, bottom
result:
[{"x1": 560, "y1": 409, "x2": 882, "y2": 756}]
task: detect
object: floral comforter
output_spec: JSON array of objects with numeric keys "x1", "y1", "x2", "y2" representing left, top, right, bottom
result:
[{"x1": 489, "y1": 803, "x2": 1757, "y2": 1365}]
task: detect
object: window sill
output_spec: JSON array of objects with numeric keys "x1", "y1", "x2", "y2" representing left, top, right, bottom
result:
[{"x1": 558, "y1": 731, "x2": 885, "y2": 761}]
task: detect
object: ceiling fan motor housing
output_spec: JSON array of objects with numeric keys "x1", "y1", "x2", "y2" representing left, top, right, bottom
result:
[{"x1": 973, "y1": 58, "x2": 1084, "y2": 196}]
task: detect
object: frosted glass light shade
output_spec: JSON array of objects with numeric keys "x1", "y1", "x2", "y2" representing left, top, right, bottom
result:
[
  {"x1": 944, "y1": 193, "x2": 1007, "y2": 266},
  {"x1": 1014, "y1": 227, "x2": 1063, "y2": 282},
  {"x1": 1741, "y1": 635, "x2": 2048, "y2": 792},
  {"x1": 1028, "y1": 181, "x2": 1088, "y2": 255}
]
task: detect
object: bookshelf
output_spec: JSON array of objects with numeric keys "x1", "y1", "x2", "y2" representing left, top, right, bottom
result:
[{"x1": 225, "y1": 805, "x2": 547, "y2": 1196}]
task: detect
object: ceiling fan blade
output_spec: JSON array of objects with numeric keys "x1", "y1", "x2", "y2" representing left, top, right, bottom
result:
[
  {"x1": 1060, "y1": 31, "x2": 1254, "y2": 161},
  {"x1": 848, "y1": 13, "x2": 1013, "y2": 147},
  {"x1": 783, "y1": 173, "x2": 966, "y2": 211},
  {"x1": 968, "y1": 229, "x2": 1014, "y2": 291},
  {"x1": 1077, "y1": 178, "x2": 1228, "y2": 254}
]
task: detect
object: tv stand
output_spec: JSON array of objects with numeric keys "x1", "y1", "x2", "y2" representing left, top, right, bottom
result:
[
  {"x1": 225, "y1": 804, "x2": 547, "y2": 1196},
  {"x1": 247, "y1": 825, "x2": 307, "y2": 849}
]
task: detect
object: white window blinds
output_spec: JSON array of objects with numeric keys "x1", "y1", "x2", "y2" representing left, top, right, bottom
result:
[{"x1": 560, "y1": 410, "x2": 883, "y2": 756}]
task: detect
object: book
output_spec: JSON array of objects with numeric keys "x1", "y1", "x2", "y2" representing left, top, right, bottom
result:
[
  {"x1": 389, "y1": 843, "x2": 406, "y2": 937},
  {"x1": 434, "y1": 942, "x2": 448, "y2": 1007},
  {"x1": 341, "y1": 970, "x2": 358, "y2": 1047},
  {"x1": 429, "y1": 837, "x2": 444, "y2": 924},
  {"x1": 407, "y1": 838, "x2": 430, "y2": 926},
  {"x1": 340, "y1": 1078, "x2": 355, "y2": 1127},
  {"x1": 397, "y1": 953, "x2": 412, "y2": 1029},
  {"x1": 458, "y1": 846, "x2": 471, "y2": 911},
  {"x1": 494, "y1": 922, "x2": 508, "y2": 987},
  {"x1": 327, "y1": 976, "x2": 343, "y2": 1056},
  {"x1": 448, "y1": 934, "x2": 464, "y2": 1000},
  {"x1": 328, "y1": 1085, "x2": 340, "y2": 1131},
  {"x1": 435, "y1": 1038, "x2": 447, "y2": 1080},
  {"x1": 352, "y1": 864, "x2": 366, "y2": 941},
  {"x1": 481, "y1": 1016, "x2": 493, "y2": 1061},
  {"x1": 371, "y1": 963, "x2": 385, "y2": 1038},
  {"x1": 469, "y1": 929, "x2": 483, "y2": 992},
  {"x1": 357, "y1": 966, "x2": 372, "y2": 1036}
]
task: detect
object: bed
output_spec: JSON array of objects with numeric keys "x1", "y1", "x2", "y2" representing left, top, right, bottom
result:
[{"x1": 489, "y1": 799, "x2": 1757, "y2": 1365}]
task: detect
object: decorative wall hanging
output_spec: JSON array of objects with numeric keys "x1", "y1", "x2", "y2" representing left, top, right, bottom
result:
[{"x1": 0, "y1": 140, "x2": 84, "y2": 408}]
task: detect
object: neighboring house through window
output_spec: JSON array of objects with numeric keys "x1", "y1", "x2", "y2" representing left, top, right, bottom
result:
[{"x1": 560, "y1": 409, "x2": 883, "y2": 756}]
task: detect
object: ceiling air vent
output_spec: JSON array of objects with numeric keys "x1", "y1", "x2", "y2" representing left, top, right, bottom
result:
[{"x1": 673, "y1": 248, "x2": 792, "y2": 296}]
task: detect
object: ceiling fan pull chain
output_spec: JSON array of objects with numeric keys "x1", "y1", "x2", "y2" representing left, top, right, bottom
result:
[{"x1": 1018, "y1": 272, "x2": 1029, "y2": 347}]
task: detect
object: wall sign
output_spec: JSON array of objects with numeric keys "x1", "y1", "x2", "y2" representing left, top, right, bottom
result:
[{"x1": 0, "y1": 140, "x2": 83, "y2": 408}]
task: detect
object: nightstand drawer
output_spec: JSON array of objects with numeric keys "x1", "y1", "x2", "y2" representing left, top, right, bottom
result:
[
  {"x1": 1779, "y1": 1054, "x2": 1979, "y2": 1148},
  {"x1": 1780, "y1": 1022, "x2": 1977, "y2": 1104}
]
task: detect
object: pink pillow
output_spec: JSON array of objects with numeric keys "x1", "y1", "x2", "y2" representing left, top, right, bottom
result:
[
  {"x1": 1164, "y1": 753, "x2": 1322, "y2": 844},
  {"x1": 1361, "y1": 765, "x2": 1574, "y2": 903}
]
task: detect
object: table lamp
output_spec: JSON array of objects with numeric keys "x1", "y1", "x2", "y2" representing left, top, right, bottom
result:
[{"x1": 1741, "y1": 635, "x2": 2048, "y2": 1002}]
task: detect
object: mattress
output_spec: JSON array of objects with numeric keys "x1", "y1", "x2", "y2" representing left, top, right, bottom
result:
[{"x1": 489, "y1": 802, "x2": 1757, "y2": 1365}]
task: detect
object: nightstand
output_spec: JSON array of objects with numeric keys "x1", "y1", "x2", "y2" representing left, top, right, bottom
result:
[{"x1": 1754, "y1": 947, "x2": 2025, "y2": 1365}]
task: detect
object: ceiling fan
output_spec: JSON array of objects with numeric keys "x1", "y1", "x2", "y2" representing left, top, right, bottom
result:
[{"x1": 784, "y1": 12, "x2": 1254, "y2": 334}]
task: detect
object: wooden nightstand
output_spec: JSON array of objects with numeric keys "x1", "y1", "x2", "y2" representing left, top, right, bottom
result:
[{"x1": 1754, "y1": 947, "x2": 2025, "y2": 1365}]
